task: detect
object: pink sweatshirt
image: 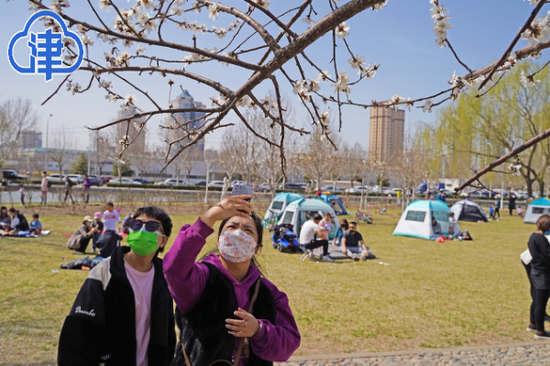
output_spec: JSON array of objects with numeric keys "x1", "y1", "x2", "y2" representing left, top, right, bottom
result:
[{"x1": 163, "y1": 218, "x2": 301, "y2": 364}]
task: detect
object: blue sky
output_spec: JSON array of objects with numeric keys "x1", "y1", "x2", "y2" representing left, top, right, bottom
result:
[{"x1": 0, "y1": 0, "x2": 544, "y2": 152}]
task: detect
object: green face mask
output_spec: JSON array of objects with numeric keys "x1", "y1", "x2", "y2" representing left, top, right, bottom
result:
[{"x1": 127, "y1": 230, "x2": 159, "y2": 256}]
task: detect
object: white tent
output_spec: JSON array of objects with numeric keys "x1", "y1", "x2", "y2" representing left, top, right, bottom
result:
[
  {"x1": 393, "y1": 200, "x2": 459, "y2": 240},
  {"x1": 263, "y1": 192, "x2": 304, "y2": 226},
  {"x1": 524, "y1": 198, "x2": 550, "y2": 224},
  {"x1": 278, "y1": 198, "x2": 340, "y2": 240}
]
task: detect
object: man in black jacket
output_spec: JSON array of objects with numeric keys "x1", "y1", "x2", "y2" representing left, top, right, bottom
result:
[{"x1": 58, "y1": 206, "x2": 176, "y2": 366}]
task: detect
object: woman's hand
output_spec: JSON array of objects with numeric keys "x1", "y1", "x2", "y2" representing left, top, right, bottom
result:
[
  {"x1": 225, "y1": 307, "x2": 260, "y2": 338},
  {"x1": 200, "y1": 196, "x2": 252, "y2": 228}
]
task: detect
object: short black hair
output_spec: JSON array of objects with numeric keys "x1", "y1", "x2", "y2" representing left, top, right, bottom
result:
[
  {"x1": 8, "y1": 208, "x2": 17, "y2": 213},
  {"x1": 32, "y1": 213, "x2": 39, "y2": 219},
  {"x1": 349, "y1": 221, "x2": 357, "y2": 226},
  {"x1": 106, "y1": 202, "x2": 114, "y2": 207},
  {"x1": 311, "y1": 213, "x2": 322, "y2": 221},
  {"x1": 132, "y1": 206, "x2": 173, "y2": 252}
]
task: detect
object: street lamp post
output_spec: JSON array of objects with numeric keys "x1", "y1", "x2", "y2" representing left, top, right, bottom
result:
[
  {"x1": 483, "y1": 140, "x2": 494, "y2": 191},
  {"x1": 84, "y1": 126, "x2": 91, "y2": 175},
  {"x1": 44, "y1": 114, "x2": 52, "y2": 172}
]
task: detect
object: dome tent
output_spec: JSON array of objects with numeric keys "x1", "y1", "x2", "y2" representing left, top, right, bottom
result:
[
  {"x1": 524, "y1": 197, "x2": 550, "y2": 224},
  {"x1": 263, "y1": 192, "x2": 304, "y2": 226},
  {"x1": 278, "y1": 198, "x2": 340, "y2": 241},
  {"x1": 450, "y1": 200, "x2": 489, "y2": 222},
  {"x1": 318, "y1": 193, "x2": 347, "y2": 215},
  {"x1": 393, "y1": 200, "x2": 457, "y2": 240}
]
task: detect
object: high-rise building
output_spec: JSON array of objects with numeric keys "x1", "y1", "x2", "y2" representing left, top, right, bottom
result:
[
  {"x1": 115, "y1": 107, "x2": 147, "y2": 155},
  {"x1": 368, "y1": 102, "x2": 405, "y2": 164},
  {"x1": 166, "y1": 89, "x2": 206, "y2": 153},
  {"x1": 20, "y1": 131, "x2": 42, "y2": 149}
]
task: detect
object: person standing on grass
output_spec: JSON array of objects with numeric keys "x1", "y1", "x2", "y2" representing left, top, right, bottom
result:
[
  {"x1": 495, "y1": 195, "x2": 501, "y2": 220},
  {"x1": 299, "y1": 212, "x2": 334, "y2": 262},
  {"x1": 341, "y1": 221, "x2": 375, "y2": 261},
  {"x1": 63, "y1": 176, "x2": 75, "y2": 204},
  {"x1": 163, "y1": 195, "x2": 300, "y2": 366},
  {"x1": 58, "y1": 206, "x2": 176, "y2": 366},
  {"x1": 526, "y1": 215, "x2": 550, "y2": 339},
  {"x1": 509, "y1": 192, "x2": 517, "y2": 216},
  {"x1": 103, "y1": 202, "x2": 121, "y2": 232},
  {"x1": 18, "y1": 183, "x2": 25, "y2": 206},
  {"x1": 92, "y1": 212, "x2": 104, "y2": 253},
  {"x1": 40, "y1": 171, "x2": 49, "y2": 205},
  {"x1": 83, "y1": 175, "x2": 91, "y2": 204}
]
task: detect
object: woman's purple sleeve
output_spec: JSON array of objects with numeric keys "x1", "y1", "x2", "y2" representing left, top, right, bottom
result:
[
  {"x1": 163, "y1": 218, "x2": 214, "y2": 313},
  {"x1": 250, "y1": 279, "x2": 301, "y2": 361}
]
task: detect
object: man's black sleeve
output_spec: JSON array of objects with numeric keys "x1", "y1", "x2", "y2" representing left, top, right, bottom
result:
[{"x1": 58, "y1": 274, "x2": 107, "y2": 366}]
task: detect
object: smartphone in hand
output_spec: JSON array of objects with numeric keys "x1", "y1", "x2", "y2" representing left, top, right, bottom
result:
[{"x1": 231, "y1": 183, "x2": 254, "y2": 202}]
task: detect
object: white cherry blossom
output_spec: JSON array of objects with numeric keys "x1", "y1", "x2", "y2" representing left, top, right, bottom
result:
[
  {"x1": 208, "y1": 4, "x2": 220, "y2": 21},
  {"x1": 348, "y1": 55, "x2": 366, "y2": 69},
  {"x1": 335, "y1": 22, "x2": 350, "y2": 38},
  {"x1": 98, "y1": 0, "x2": 111, "y2": 13}
]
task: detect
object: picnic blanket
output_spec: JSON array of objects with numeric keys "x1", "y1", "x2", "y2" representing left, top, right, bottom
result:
[{"x1": 1, "y1": 230, "x2": 51, "y2": 238}]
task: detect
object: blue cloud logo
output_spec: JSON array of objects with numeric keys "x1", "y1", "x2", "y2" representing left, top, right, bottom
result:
[{"x1": 7, "y1": 10, "x2": 84, "y2": 82}]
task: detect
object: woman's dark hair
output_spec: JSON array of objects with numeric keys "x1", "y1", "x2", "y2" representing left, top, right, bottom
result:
[
  {"x1": 0, "y1": 206, "x2": 7, "y2": 220},
  {"x1": 340, "y1": 219, "x2": 349, "y2": 230},
  {"x1": 537, "y1": 214, "x2": 550, "y2": 233},
  {"x1": 218, "y1": 213, "x2": 263, "y2": 248},
  {"x1": 132, "y1": 206, "x2": 173, "y2": 253},
  {"x1": 216, "y1": 212, "x2": 266, "y2": 276}
]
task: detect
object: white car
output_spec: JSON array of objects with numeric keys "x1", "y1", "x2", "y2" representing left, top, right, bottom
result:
[
  {"x1": 320, "y1": 185, "x2": 344, "y2": 193},
  {"x1": 159, "y1": 178, "x2": 188, "y2": 186},
  {"x1": 208, "y1": 180, "x2": 225, "y2": 187},
  {"x1": 231, "y1": 180, "x2": 245, "y2": 187},
  {"x1": 110, "y1": 178, "x2": 141, "y2": 184},
  {"x1": 346, "y1": 186, "x2": 369, "y2": 193}
]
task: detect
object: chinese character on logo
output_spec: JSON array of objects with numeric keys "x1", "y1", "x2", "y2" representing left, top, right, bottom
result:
[{"x1": 7, "y1": 10, "x2": 84, "y2": 82}]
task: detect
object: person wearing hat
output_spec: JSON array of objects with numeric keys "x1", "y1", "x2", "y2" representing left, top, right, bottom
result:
[
  {"x1": 66, "y1": 215, "x2": 99, "y2": 254},
  {"x1": 91, "y1": 211, "x2": 105, "y2": 253}
]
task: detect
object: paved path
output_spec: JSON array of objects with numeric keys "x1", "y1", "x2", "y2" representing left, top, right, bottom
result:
[{"x1": 275, "y1": 341, "x2": 550, "y2": 365}]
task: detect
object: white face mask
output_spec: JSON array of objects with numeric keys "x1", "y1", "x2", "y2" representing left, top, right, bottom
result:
[{"x1": 218, "y1": 229, "x2": 257, "y2": 263}]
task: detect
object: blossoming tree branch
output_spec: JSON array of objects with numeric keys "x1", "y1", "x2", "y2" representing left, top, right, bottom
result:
[{"x1": 24, "y1": 0, "x2": 550, "y2": 186}]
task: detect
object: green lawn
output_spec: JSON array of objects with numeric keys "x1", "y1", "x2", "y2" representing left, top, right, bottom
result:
[{"x1": 0, "y1": 207, "x2": 536, "y2": 364}]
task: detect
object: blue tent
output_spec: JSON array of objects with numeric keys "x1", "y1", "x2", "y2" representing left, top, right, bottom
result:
[
  {"x1": 318, "y1": 193, "x2": 347, "y2": 215},
  {"x1": 524, "y1": 197, "x2": 550, "y2": 224}
]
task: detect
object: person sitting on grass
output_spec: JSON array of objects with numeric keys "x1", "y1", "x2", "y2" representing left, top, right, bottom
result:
[
  {"x1": 66, "y1": 216, "x2": 99, "y2": 254},
  {"x1": 518, "y1": 206, "x2": 524, "y2": 218},
  {"x1": 29, "y1": 214, "x2": 42, "y2": 235},
  {"x1": 432, "y1": 217, "x2": 442, "y2": 235},
  {"x1": 0, "y1": 206, "x2": 11, "y2": 232},
  {"x1": 448, "y1": 212, "x2": 458, "y2": 236},
  {"x1": 6, "y1": 208, "x2": 29, "y2": 234},
  {"x1": 341, "y1": 221, "x2": 376, "y2": 261},
  {"x1": 333, "y1": 218, "x2": 348, "y2": 246},
  {"x1": 318, "y1": 212, "x2": 332, "y2": 241},
  {"x1": 299, "y1": 212, "x2": 334, "y2": 262},
  {"x1": 58, "y1": 206, "x2": 176, "y2": 365}
]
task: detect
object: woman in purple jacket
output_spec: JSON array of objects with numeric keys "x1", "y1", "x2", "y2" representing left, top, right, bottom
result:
[{"x1": 164, "y1": 195, "x2": 300, "y2": 366}]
